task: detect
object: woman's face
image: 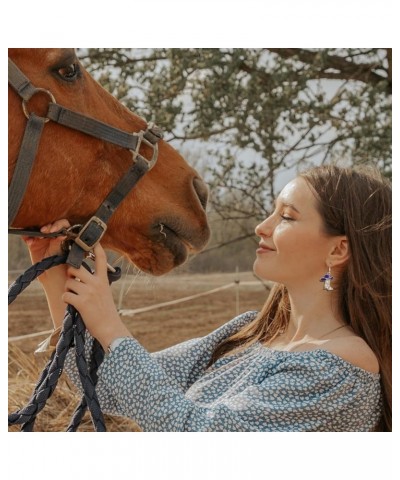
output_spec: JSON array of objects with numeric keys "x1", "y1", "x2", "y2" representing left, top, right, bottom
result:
[{"x1": 253, "y1": 177, "x2": 333, "y2": 289}]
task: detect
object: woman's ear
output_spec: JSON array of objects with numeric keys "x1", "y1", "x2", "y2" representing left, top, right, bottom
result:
[{"x1": 327, "y1": 236, "x2": 349, "y2": 267}]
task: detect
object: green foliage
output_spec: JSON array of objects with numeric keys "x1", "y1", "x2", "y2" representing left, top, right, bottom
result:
[{"x1": 77, "y1": 48, "x2": 391, "y2": 272}]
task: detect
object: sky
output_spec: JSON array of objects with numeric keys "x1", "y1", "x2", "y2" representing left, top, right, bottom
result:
[{"x1": 2, "y1": 1, "x2": 397, "y2": 479}]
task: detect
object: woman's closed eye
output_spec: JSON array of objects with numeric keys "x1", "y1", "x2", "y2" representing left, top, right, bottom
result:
[{"x1": 280, "y1": 214, "x2": 294, "y2": 221}]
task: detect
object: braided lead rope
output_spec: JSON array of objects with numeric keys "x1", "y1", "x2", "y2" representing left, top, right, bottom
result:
[
  {"x1": 8, "y1": 254, "x2": 68, "y2": 305},
  {"x1": 17, "y1": 306, "x2": 106, "y2": 432},
  {"x1": 71, "y1": 308, "x2": 106, "y2": 431},
  {"x1": 19, "y1": 349, "x2": 58, "y2": 431},
  {"x1": 9, "y1": 255, "x2": 69, "y2": 430},
  {"x1": 8, "y1": 254, "x2": 121, "y2": 431},
  {"x1": 67, "y1": 338, "x2": 104, "y2": 432},
  {"x1": 8, "y1": 305, "x2": 75, "y2": 429}
]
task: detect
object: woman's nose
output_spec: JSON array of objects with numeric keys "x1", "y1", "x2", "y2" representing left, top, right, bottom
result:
[{"x1": 255, "y1": 216, "x2": 274, "y2": 237}]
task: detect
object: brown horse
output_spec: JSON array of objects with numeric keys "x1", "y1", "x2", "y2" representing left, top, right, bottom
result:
[{"x1": 8, "y1": 48, "x2": 210, "y2": 275}]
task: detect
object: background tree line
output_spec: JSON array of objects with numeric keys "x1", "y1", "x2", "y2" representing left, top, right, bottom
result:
[{"x1": 9, "y1": 48, "x2": 392, "y2": 272}]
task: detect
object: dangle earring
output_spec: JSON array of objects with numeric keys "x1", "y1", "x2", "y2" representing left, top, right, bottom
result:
[{"x1": 320, "y1": 266, "x2": 334, "y2": 291}]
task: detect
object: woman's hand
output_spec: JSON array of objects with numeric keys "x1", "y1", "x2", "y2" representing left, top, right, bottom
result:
[
  {"x1": 23, "y1": 219, "x2": 70, "y2": 265},
  {"x1": 62, "y1": 243, "x2": 132, "y2": 351}
]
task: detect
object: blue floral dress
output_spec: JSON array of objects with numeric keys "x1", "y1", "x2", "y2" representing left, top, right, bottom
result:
[{"x1": 64, "y1": 311, "x2": 382, "y2": 431}]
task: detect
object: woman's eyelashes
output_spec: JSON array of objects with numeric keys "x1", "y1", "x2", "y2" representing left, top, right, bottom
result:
[
  {"x1": 280, "y1": 213, "x2": 294, "y2": 221},
  {"x1": 263, "y1": 208, "x2": 295, "y2": 222}
]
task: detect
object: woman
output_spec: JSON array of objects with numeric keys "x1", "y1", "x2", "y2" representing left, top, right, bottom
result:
[{"x1": 25, "y1": 165, "x2": 391, "y2": 431}]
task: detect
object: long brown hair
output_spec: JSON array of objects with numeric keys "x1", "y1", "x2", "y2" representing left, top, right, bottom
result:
[{"x1": 211, "y1": 165, "x2": 392, "y2": 431}]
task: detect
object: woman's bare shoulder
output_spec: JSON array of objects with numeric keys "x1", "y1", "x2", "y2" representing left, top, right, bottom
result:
[{"x1": 323, "y1": 335, "x2": 380, "y2": 374}]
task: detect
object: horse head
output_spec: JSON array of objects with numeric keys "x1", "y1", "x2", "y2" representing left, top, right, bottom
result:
[{"x1": 8, "y1": 48, "x2": 210, "y2": 275}]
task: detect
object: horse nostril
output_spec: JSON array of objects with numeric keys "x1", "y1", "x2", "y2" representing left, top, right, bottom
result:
[{"x1": 193, "y1": 177, "x2": 209, "y2": 210}]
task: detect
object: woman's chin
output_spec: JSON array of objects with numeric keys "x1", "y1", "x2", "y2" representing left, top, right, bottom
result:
[
  {"x1": 253, "y1": 259, "x2": 265, "y2": 279},
  {"x1": 253, "y1": 260, "x2": 276, "y2": 283}
]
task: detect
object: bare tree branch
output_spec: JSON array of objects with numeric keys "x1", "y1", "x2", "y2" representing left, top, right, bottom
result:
[{"x1": 268, "y1": 48, "x2": 391, "y2": 92}]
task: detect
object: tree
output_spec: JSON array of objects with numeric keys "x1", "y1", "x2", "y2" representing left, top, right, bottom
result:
[{"x1": 77, "y1": 48, "x2": 391, "y2": 271}]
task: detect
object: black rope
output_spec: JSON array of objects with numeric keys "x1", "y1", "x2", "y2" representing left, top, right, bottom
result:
[
  {"x1": 67, "y1": 338, "x2": 104, "y2": 431},
  {"x1": 8, "y1": 254, "x2": 121, "y2": 431},
  {"x1": 8, "y1": 254, "x2": 68, "y2": 305}
]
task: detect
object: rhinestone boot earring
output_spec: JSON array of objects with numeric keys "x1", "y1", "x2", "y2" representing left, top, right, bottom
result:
[{"x1": 320, "y1": 266, "x2": 334, "y2": 291}]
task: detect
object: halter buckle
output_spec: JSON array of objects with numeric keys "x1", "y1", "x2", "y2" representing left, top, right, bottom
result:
[
  {"x1": 130, "y1": 122, "x2": 162, "y2": 171},
  {"x1": 74, "y1": 216, "x2": 107, "y2": 252}
]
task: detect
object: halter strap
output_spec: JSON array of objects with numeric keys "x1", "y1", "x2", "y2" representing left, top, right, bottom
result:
[
  {"x1": 8, "y1": 58, "x2": 38, "y2": 101},
  {"x1": 8, "y1": 58, "x2": 162, "y2": 151},
  {"x1": 47, "y1": 103, "x2": 161, "y2": 151},
  {"x1": 67, "y1": 156, "x2": 150, "y2": 268},
  {"x1": 8, "y1": 56, "x2": 163, "y2": 267},
  {"x1": 8, "y1": 114, "x2": 46, "y2": 225}
]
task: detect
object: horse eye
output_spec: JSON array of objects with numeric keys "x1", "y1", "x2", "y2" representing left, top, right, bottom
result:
[{"x1": 57, "y1": 63, "x2": 79, "y2": 81}]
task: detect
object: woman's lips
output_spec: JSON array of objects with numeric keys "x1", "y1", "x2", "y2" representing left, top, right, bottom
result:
[{"x1": 256, "y1": 244, "x2": 275, "y2": 254}]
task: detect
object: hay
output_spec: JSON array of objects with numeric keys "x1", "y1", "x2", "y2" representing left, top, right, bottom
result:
[{"x1": 8, "y1": 343, "x2": 141, "y2": 432}]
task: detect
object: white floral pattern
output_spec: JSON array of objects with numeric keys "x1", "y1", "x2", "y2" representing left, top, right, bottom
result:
[{"x1": 65, "y1": 311, "x2": 382, "y2": 431}]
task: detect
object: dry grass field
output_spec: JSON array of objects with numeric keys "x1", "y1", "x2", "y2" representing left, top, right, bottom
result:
[{"x1": 8, "y1": 270, "x2": 268, "y2": 432}]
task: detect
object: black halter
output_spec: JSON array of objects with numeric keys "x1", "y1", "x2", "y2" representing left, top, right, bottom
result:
[{"x1": 8, "y1": 57, "x2": 163, "y2": 268}]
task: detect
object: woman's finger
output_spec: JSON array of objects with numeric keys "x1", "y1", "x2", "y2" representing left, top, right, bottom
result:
[
  {"x1": 40, "y1": 224, "x2": 51, "y2": 233},
  {"x1": 41, "y1": 219, "x2": 70, "y2": 234},
  {"x1": 62, "y1": 290, "x2": 80, "y2": 308},
  {"x1": 51, "y1": 219, "x2": 70, "y2": 232},
  {"x1": 21, "y1": 236, "x2": 34, "y2": 246},
  {"x1": 66, "y1": 265, "x2": 93, "y2": 283},
  {"x1": 93, "y1": 243, "x2": 108, "y2": 279},
  {"x1": 65, "y1": 277, "x2": 87, "y2": 295}
]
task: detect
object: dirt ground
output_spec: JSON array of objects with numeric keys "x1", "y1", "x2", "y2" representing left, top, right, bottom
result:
[
  {"x1": 9, "y1": 270, "x2": 268, "y2": 353},
  {"x1": 8, "y1": 269, "x2": 269, "y2": 431}
]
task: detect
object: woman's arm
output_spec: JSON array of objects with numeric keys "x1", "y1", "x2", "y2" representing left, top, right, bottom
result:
[
  {"x1": 23, "y1": 219, "x2": 70, "y2": 330},
  {"x1": 67, "y1": 336, "x2": 381, "y2": 432}
]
